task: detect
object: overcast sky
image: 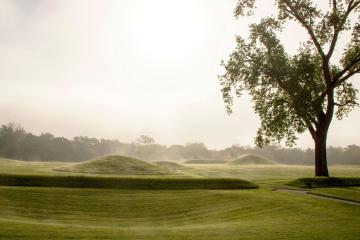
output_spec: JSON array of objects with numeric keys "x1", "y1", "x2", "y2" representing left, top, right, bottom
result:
[{"x1": 0, "y1": 0, "x2": 359, "y2": 149}]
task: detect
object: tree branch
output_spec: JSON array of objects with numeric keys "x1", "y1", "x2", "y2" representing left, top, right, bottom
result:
[
  {"x1": 332, "y1": 0, "x2": 337, "y2": 12},
  {"x1": 303, "y1": 117, "x2": 316, "y2": 138},
  {"x1": 316, "y1": 55, "x2": 360, "y2": 105},
  {"x1": 327, "y1": 0, "x2": 360, "y2": 60},
  {"x1": 333, "y1": 52, "x2": 360, "y2": 84},
  {"x1": 282, "y1": 0, "x2": 326, "y2": 59},
  {"x1": 336, "y1": 68, "x2": 360, "y2": 86},
  {"x1": 334, "y1": 100, "x2": 359, "y2": 107}
]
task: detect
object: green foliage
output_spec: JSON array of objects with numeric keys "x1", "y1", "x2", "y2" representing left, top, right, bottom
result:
[{"x1": 220, "y1": 0, "x2": 360, "y2": 147}]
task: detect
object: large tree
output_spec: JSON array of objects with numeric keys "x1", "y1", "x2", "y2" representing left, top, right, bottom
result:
[{"x1": 219, "y1": 0, "x2": 360, "y2": 176}]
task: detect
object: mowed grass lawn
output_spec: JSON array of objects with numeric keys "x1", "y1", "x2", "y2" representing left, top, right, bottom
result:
[
  {"x1": 0, "y1": 158, "x2": 359, "y2": 239},
  {"x1": 311, "y1": 187, "x2": 360, "y2": 202},
  {"x1": 0, "y1": 187, "x2": 359, "y2": 240}
]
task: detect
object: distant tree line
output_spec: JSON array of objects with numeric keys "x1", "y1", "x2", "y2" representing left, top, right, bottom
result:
[{"x1": 0, "y1": 122, "x2": 359, "y2": 165}]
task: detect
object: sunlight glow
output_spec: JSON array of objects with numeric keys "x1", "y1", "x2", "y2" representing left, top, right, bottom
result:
[{"x1": 130, "y1": 0, "x2": 204, "y2": 62}]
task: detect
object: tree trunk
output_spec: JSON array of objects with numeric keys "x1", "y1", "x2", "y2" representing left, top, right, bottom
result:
[{"x1": 314, "y1": 130, "x2": 329, "y2": 177}]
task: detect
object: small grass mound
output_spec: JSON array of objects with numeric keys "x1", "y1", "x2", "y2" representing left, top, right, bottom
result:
[
  {"x1": 229, "y1": 154, "x2": 277, "y2": 165},
  {"x1": 154, "y1": 161, "x2": 186, "y2": 170},
  {"x1": 65, "y1": 155, "x2": 171, "y2": 175},
  {"x1": 0, "y1": 174, "x2": 258, "y2": 190},
  {"x1": 288, "y1": 177, "x2": 360, "y2": 188},
  {"x1": 184, "y1": 160, "x2": 226, "y2": 164}
]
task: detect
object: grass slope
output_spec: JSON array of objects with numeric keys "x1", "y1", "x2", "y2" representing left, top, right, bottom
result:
[
  {"x1": 0, "y1": 187, "x2": 359, "y2": 240},
  {"x1": 184, "y1": 160, "x2": 227, "y2": 164},
  {"x1": 65, "y1": 155, "x2": 171, "y2": 175},
  {"x1": 154, "y1": 161, "x2": 187, "y2": 170},
  {"x1": 311, "y1": 187, "x2": 360, "y2": 202},
  {"x1": 229, "y1": 154, "x2": 277, "y2": 165}
]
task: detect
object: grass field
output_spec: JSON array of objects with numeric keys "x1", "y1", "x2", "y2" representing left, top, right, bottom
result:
[
  {"x1": 0, "y1": 158, "x2": 359, "y2": 239},
  {"x1": 311, "y1": 187, "x2": 360, "y2": 202}
]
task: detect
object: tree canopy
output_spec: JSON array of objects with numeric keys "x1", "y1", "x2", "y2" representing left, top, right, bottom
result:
[{"x1": 219, "y1": 0, "x2": 360, "y2": 176}]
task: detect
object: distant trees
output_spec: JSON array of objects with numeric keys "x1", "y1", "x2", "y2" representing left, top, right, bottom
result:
[
  {"x1": 0, "y1": 123, "x2": 121, "y2": 162},
  {"x1": 0, "y1": 122, "x2": 359, "y2": 165},
  {"x1": 134, "y1": 135, "x2": 155, "y2": 145}
]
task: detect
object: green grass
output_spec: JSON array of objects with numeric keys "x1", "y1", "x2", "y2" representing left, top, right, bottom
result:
[
  {"x1": 1, "y1": 158, "x2": 360, "y2": 239},
  {"x1": 184, "y1": 160, "x2": 227, "y2": 164},
  {"x1": 311, "y1": 187, "x2": 360, "y2": 202},
  {"x1": 228, "y1": 154, "x2": 277, "y2": 165},
  {"x1": 0, "y1": 174, "x2": 257, "y2": 190},
  {"x1": 0, "y1": 187, "x2": 359, "y2": 239},
  {"x1": 153, "y1": 161, "x2": 191, "y2": 176},
  {"x1": 186, "y1": 164, "x2": 360, "y2": 184},
  {"x1": 60, "y1": 155, "x2": 172, "y2": 175},
  {"x1": 0, "y1": 158, "x2": 69, "y2": 175},
  {"x1": 154, "y1": 161, "x2": 186, "y2": 170}
]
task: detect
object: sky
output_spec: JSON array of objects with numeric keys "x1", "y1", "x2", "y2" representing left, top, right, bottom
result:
[{"x1": 0, "y1": 0, "x2": 359, "y2": 149}]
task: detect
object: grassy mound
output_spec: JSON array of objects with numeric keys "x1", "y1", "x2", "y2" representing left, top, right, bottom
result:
[
  {"x1": 229, "y1": 154, "x2": 277, "y2": 165},
  {"x1": 288, "y1": 177, "x2": 360, "y2": 188},
  {"x1": 184, "y1": 160, "x2": 226, "y2": 164},
  {"x1": 67, "y1": 155, "x2": 171, "y2": 175},
  {"x1": 0, "y1": 174, "x2": 258, "y2": 190},
  {"x1": 154, "y1": 161, "x2": 186, "y2": 170}
]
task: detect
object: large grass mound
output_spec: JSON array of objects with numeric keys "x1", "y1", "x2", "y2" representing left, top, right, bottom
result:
[
  {"x1": 68, "y1": 155, "x2": 171, "y2": 175},
  {"x1": 288, "y1": 177, "x2": 360, "y2": 188},
  {"x1": 0, "y1": 174, "x2": 258, "y2": 190},
  {"x1": 229, "y1": 154, "x2": 277, "y2": 165}
]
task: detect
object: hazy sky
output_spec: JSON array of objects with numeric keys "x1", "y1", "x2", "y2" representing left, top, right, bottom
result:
[{"x1": 0, "y1": 0, "x2": 359, "y2": 149}]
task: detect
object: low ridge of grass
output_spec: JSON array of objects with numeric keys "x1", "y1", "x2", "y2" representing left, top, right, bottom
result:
[
  {"x1": 288, "y1": 177, "x2": 360, "y2": 188},
  {"x1": 0, "y1": 174, "x2": 258, "y2": 190},
  {"x1": 154, "y1": 161, "x2": 187, "y2": 170},
  {"x1": 184, "y1": 160, "x2": 227, "y2": 164},
  {"x1": 229, "y1": 154, "x2": 277, "y2": 165},
  {"x1": 61, "y1": 155, "x2": 172, "y2": 175}
]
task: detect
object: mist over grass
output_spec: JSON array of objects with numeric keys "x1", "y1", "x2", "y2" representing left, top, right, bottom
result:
[{"x1": 228, "y1": 154, "x2": 277, "y2": 165}]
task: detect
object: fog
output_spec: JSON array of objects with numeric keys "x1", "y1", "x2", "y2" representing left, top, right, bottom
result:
[{"x1": 0, "y1": 0, "x2": 359, "y2": 149}]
